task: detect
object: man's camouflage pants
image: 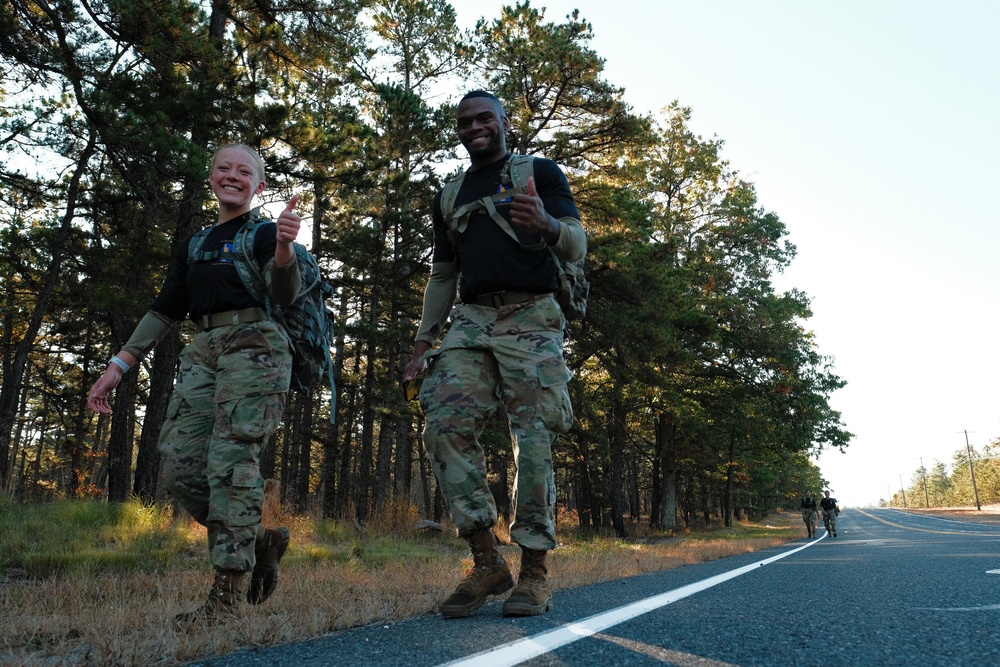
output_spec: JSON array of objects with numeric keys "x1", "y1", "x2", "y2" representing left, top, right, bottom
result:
[
  {"x1": 822, "y1": 510, "x2": 837, "y2": 534},
  {"x1": 419, "y1": 296, "x2": 574, "y2": 552},
  {"x1": 158, "y1": 320, "x2": 291, "y2": 572}
]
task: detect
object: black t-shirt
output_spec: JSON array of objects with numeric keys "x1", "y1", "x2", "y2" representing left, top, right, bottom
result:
[
  {"x1": 820, "y1": 497, "x2": 838, "y2": 512},
  {"x1": 150, "y1": 213, "x2": 279, "y2": 321},
  {"x1": 431, "y1": 155, "x2": 580, "y2": 303}
]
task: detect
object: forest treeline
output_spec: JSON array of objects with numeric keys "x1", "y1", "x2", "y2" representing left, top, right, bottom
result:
[
  {"x1": 0, "y1": 0, "x2": 851, "y2": 535},
  {"x1": 892, "y1": 439, "x2": 1000, "y2": 509}
]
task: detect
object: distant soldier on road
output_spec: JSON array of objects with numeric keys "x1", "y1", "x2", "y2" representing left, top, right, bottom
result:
[
  {"x1": 820, "y1": 490, "x2": 840, "y2": 537},
  {"x1": 800, "y1": 492, "x2": 818, "y2": 538}
]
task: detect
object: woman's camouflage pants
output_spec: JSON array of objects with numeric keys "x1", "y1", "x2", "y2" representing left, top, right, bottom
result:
[{"x1": 158, "y1": 320, "x2": 291, "y2": 572}]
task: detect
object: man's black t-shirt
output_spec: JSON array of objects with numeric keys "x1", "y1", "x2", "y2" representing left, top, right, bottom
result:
[
  {"x1": 820, "y1": 497, "x2": 838, "y2": 512},
  {"x1": 150, "y1": 213, "x2": 279, "y2": 321},
  {"x1": 431, "y1": 155, "x2": 580, "y2": 303}
]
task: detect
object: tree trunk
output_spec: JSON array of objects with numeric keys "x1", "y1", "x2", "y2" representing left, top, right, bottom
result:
[
  {"x1": 724, "y1": 431, "x2": 737, "y2": 527},
  {"x1": 628, "y1": 457, "x2": 640, "y2": 519},
  {"x1": 322, "y1": 287, "x2": 350, "y2": 518},
  {"x1": 575, "y1": 443, "x2": 596, "y2": 530},
  {"x1": 291, "y1": 390, "x2": 313, "y2": 512},
  {"x1": 374, "y1": 411, "x2": 393, "y2": 511},
  {"x1": 0, "y1": 133, "x2": 97, "y2": 486},
  {"x1": 607, "y1": 390, "x2": 626, "y2": 538},
  {"x1": 393, "y1": 417, "x2": 413, "y2": 501},
  {"x1": 356, "y1": 335, "x2": 376, "y2": 522},
  {"x1": 321, "y1": 425, "x2": 340, "y2": 517},
  {"x1": 335, "y1": 379, "x2": 359, "y2": 520},
  {"x1": 652, "y1": 411, "x2": 677, "y2": 530},
  {"x1": 107, "y1": 370, "x2": 138, "y2": 502},
  {"x1": 133, "y1": 329, "x2": 179, "y2": 501}
]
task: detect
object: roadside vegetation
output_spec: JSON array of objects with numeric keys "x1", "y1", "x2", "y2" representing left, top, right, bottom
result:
[
  {"x1": 888, "y1": 438, "x2": 1000, "y2": 508},
  {"x1": 1, "y1": 496, "x2": 799, "y2": 666}
]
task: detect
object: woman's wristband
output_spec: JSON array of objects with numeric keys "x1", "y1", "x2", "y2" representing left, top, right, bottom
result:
[{"x1": 108, "y1": 355, "x2": 132, "y2": 374}]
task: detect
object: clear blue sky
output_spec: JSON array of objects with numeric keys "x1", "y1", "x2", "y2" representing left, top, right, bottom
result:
[{"x1": 452, "y1": 0, "x2": 1000, "y2": 506}]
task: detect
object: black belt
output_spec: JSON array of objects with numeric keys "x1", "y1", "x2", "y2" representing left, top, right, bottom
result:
[
  {"x1": 469, "y1": 291, "x2": 550, "y2": 308},
  {"x1": 195, "y1": 307, "x2": 268, "y2": 332}
]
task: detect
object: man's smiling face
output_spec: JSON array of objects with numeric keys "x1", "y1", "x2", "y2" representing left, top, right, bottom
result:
[{"x1": 456, "y1": 96, "x2": 510, "y2": 167}]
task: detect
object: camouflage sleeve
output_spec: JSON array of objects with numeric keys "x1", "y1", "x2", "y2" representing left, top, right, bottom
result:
[
  {"x1": 414, "y1": 261, "x2": 458, "y2": 344},
  {"x1": 264, "y1": 254, "x2": 301, "y2": 307},
  {"x1": 551, "y1": 216, "x2": 587, "y2": 263},
  {"x1": 121, "y1": 310, "x2": 178, "y2": 359}
]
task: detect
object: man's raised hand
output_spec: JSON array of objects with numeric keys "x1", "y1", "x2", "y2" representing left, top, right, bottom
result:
[{"x1": 511, "y1": 177, "x2": 559, "y2": 242}]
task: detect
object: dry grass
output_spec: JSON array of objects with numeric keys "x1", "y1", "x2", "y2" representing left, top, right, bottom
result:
[
  {"x1": 895, "y1": 503, "x2": 1000, "y2": 525},
  {"x1": 0, "y1": 501, "x2": 799, "y2": 667}
]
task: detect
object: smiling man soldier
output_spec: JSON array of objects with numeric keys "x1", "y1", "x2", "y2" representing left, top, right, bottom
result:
[{"x1": 402, "y1": 90, "x2": 586, "y2": 618}]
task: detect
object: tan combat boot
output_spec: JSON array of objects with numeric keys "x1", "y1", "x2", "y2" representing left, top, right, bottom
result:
[
  {"x1": 248, "y1": 525, "x2": 291, "y2": 605},
  {"x1": 173, "y1": 569, "x2": 245, "y2": 631},
  {"x1": 503, "y1": 547, "x2": 553, "y2": 617},
  {"x1": 440, "y1": 528, "x2": 515, "y2": 618}
]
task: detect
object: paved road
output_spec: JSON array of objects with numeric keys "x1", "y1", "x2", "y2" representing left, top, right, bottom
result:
[{"x1": 188, "y1": 509, "x2": 1000, "y2": 667}]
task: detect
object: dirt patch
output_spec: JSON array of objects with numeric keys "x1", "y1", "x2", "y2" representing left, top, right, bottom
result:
[{"x1": 895, "y1": 505, "x2": 1000, "y2": 526}]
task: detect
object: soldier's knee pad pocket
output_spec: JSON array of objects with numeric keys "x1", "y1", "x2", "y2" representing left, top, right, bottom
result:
[
  {"x1": 229, "y1": 461, "x2": 262, "y2": 527},
  {"x1": 536, "y1": 357, "x2": 574, "y2": 432}
]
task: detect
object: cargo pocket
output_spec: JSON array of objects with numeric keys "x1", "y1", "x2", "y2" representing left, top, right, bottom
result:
[
  {"x1": 220, "y1": 393, "x2": 285, "y2": 443},
  {"x1": 228, "y1": 461, "x2": 263, "y2": 527},
  {"x1": 536, "y1": 356, "x2": 574, "y2": 433}
]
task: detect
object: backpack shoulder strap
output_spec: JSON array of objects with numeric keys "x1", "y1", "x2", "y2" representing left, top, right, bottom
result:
[
  {"x1": 445, "y1": 154, "x2": 545, "y2": 251},
  {"x1": 187, "y1": 226, "x2": 216, "y2": 264},
  {"x1": 440, "y1": 169, "x2": 466, "y2": 235},
  {"x1": 232, "y1": 215, "x2": 270, "y2": 308},
  {"x1": 507, "y1": 153, "x2": 534, "y2": 190}
]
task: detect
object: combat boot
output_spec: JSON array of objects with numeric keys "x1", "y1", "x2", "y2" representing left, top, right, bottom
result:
[
  {"x1": 174, "y1": 569, "x2": 245, "y2": 631},
  {"x1": 440, "y1": 529, "x2": 515, "y2": 618},
  {"x1": 248, "y1": 525, "x2": 290, "y2": 605},
  {"x1": 503, "y1": 547, "x2": 553, "y2": 617}
]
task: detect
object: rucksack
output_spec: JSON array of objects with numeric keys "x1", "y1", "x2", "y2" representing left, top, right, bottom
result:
[
  {"x1": 439, "y1": 154, "x2": 589, "y2": 320},
  {"x1": 188, "y1": 213, "x2": 337, "y2": 420}
]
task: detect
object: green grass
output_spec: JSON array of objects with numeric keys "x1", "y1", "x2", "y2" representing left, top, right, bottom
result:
[
  {"x1": 0, "y1": 495, "x2": 194, "y2": 576},
  {"x1": 685, "y1": 521, "x2": 796, "y2": 540},
  {"x1": 0, "y1": 496, "x2": 455, "y2": 577},
  {"x1": 0, "y1": 494, "x2": 795, "y2": 579}
]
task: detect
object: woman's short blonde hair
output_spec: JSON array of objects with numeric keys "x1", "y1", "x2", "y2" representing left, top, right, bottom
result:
[{"x1": 211, "y1": 143, "x2": 266, "y2": 182}]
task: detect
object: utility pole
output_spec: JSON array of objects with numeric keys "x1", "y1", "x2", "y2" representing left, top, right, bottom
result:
[
  {"x1": 964, "y1": 430, "x2": 981, "y2": 511},
  {"x1": 920, "y1": 457, "x2": 929, "y2": 508},
  {"x1": 899, "y1": 474, "x2": 907, "y2": 508}
]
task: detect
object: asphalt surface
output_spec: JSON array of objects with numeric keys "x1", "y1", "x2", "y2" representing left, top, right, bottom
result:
[{"x1": 186, "y1": 509, "x2": 1000, "y2": 667}]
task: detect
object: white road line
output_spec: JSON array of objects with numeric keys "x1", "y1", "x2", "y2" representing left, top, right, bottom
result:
[{"x1": 439, "y1": 536, "x2": 824, "y2": 667}]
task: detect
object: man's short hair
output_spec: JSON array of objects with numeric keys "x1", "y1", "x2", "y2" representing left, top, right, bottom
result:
[
  {"x1": 460, "y1": 90, "x2": 505, "y2": 117},
  {"x1": 461, "y1": 90, "x2": 500, "y2": 104}
]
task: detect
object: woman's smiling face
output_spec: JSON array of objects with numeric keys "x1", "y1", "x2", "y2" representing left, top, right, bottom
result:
[{"x1": 209, "y1": 145, "x2": 266, "y2": 215}]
